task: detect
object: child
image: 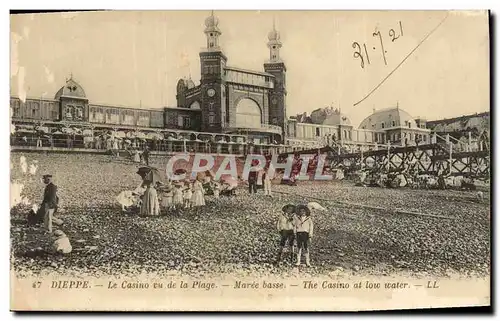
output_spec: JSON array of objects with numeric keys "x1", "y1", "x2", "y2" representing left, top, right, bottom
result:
[
  {"x1": 213, "y1": 180, "x2": 221, "y2": 199},
  {"x1": 263, "y1": 171, "x2": 272, "y2": 197},
  {"x1": 161, "y1": 185, "x2": 174, "y2": 212},
  {"x1": 172, "y1": 182, "x2": 184, "y2": 210},
  {"x1": 294, "y1": 204, "x2": 314, "y2": 267},
  {"x1": 276, "y1": 204, "x2": 296, "y2": 264},
  {"x1": 183, "y1": 181, "x2": 193, "y2": 209}
]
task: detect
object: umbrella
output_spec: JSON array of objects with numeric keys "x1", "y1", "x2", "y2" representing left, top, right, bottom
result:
[
  {"x1": 135, "y1": 132, "x2": 147, "y2": 139},
  {"x1": 116, "y1": 131, "x2": 126, "y2": 138},
  {"x1": 136, "y1": 166, "x2": 162, "y2": 185}
]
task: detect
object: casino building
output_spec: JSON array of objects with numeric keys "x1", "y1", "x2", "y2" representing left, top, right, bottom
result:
[{"x1": 10, "y1": 11, "x2": 431, "y2": 154}]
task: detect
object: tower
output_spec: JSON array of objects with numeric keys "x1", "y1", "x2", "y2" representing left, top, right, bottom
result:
[
  {"x1": 199, "y1": 10, "x2": 227, "y2": 132},
  {"x1": 264, "y1": 19, "x2": 287, "y2": 141}
]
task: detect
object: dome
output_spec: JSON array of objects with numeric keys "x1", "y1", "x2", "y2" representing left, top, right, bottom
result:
[
  {"x1": 310, "y1": 107, "x2": 351, "y2": 126},
  {"x1": 55, "y1": 78, "x2": 86, "y2": 100},
  {"x1": 185, "y1": 78, "x2": 196, "y2": 89},
  {"x1": 358, "y1": 107, "x2": 418, "y2": 130},
  {"x1": 268, "y1": 29, "x2": 280, "y2": 41},
  {"x1": 205, "y1": 13, "x2": 219, "y2": 28},
  {"x1": 204, "y1": 11, "x2": 221, "y2": 33}
]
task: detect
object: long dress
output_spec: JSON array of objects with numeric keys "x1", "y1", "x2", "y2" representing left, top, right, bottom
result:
[
  {"x1": 133, "y1": 150, "x2": 141, "y2": 163},
  {"x1": 172, "y1": 186, "x2": 184, "y2": 208},
  {"x1": 161, "y1": 189, "x2": 173, "y2": 209},
  {"x1": 140, "y1": 185, "x2": 160, "y2": 216},
  {"x1": 263, "y1": 175, "x2": 272, "y2": 196},
  {"x1": 191, "y1": 180, "x2": 206, "y2": 207}
]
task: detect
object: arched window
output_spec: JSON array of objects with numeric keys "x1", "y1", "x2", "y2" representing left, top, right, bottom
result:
[
  {"x1": 190, "y1": 101, "x2": 201, "y2": 110},
  {"x1": 235, "y1": 98, "x2": 261, "y2": 129}
]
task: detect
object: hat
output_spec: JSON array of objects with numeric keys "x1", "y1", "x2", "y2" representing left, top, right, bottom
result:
[
  {"x1": 53, "y1": 230, "x2": 65, "y2": 237},
  {"x1": 296, "y1": 204, "x2": 311, "y2": 216},
  {"x1": 281, "y1": 204, "x2": 296, "y2": 213},
  {"x1": 42, "y1": 174, "x2": 52, "y2": 179}
]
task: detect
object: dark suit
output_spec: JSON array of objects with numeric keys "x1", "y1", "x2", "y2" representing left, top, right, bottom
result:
[
  {"x1": 42, "y1": 182, "x2": 58, "y2": 232},
  {"x1": 248, "y1": 171, "x2": 257, "y2": 194},
  {"x1": 42, "y1": 182, "x2": 58, "y2": 209}
]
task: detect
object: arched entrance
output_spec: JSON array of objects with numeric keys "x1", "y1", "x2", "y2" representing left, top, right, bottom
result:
[{"x1": 235, "y1": 98, "x2": 261, "y2": 128}]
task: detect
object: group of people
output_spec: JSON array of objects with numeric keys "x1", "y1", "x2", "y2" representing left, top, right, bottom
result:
[
  {"x1": 118, "y1": 174, "x2": 211, "y2": 216},
  {"x1": 276, "y1": 203, "x2": 314, "y2": 267}
]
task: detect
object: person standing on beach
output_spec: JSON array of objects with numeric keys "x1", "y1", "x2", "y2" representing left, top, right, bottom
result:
[
  {"x1": 294, "y1": 205, "x2": 314, "y2": 267},
  {"x1": 41, "y1": 174, "x2": 58, "y2": 233}
]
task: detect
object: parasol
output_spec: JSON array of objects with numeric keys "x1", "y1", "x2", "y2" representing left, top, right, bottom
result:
[
  {"x1": 135, "y1": 132, "x2": 147, "y2": 139},
  {"x1": 136, "y1": 166, "x2": 162, "y2": 185}
]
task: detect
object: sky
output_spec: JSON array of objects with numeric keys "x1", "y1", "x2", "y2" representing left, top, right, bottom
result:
[{"x1": 10, "y1": 10, "x2": 489, "y2": 126}]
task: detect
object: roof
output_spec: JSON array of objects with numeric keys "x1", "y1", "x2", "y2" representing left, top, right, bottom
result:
[
  {"x1": 54, "y1": 78, "x2": 87, "y2": 100},
  {"x1": 224, "y1": 66, "x2": 275, "y2": 78},
  {"x1": 358, "y1": 107, "x2": 417, "y2": 130}
]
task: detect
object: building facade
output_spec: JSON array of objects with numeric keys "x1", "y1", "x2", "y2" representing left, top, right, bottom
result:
[
  {"x1": 174, "y1": 12, "x2": 286, "y2": 144},
  {"x1": 10, "y1": 12, "x2": 434, "y2": 154}
]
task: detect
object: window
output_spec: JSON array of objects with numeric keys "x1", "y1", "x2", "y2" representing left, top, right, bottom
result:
[
  {"x1": 66, "y1": 105, "x2": 74, "y2": 120},
  {"x1": 392, "y1": 120, "x2": 396, "y2": 127},
  {"x1": 381, "y1": 122, "x2": 385, "y2": 129},
  {"x1": 235, "y1": 98, "x2": 261, "y2": 129},
  {"x1": 183, "y1": 117, "x2": 191, "y2": 128},
  {"x1": 91, "y1": 107, "x2": 96, "y2": 119},
  {"x1": 31, "y1": 102, "x2": 40, "y2": 118},
  {"x1": 408, "y1": 122, "x2": 412, "y2": 128},
  {"x1": 208, "y1": 114, "x2": 215, "y2": 125},
  {"x1": 272, "y1": 117, "x2": 278, "y2": 125},
  {"x1": 315, "y1": 127, "x2": 320, "y2": 137},
  {"x1": 76, "y1": 106, "x2": 83, "y2": 120}
]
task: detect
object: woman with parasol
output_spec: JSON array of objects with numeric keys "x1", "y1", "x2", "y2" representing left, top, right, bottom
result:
[{"x1": 136, "y1": 166, "x2": 161, "y2": 216}]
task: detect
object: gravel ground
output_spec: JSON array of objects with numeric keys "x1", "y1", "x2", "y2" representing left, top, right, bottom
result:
[{"x1": 10, "y1": 153, "x2": 490, "y2": 278}]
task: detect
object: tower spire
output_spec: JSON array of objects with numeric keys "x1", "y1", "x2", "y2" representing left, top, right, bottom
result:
[
  {"x1": 267, "y1": 18, "x2": 282, "y2": 62},
  {"x1": 204, "y1": 10, "x2": 221, "y2": 51}
]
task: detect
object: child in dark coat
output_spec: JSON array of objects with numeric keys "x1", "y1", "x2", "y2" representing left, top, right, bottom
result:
[{"x1": 294, "y1": 204, "x2": 314, "y2": 267}]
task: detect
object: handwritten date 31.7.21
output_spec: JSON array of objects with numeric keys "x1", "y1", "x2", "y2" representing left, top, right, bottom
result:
[{"x1": 353, "y1": 21, "x2": 404, "y2": 69}]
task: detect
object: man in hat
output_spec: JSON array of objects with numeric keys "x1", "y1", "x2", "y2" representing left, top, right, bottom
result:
[{"x1": 41, "y1": 174, "x2": 58, "y2": 233}]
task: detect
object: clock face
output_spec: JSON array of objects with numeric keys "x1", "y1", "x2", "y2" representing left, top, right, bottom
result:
[{"x1": 207, "y1": 89, "x2": 216, "y2": 97}]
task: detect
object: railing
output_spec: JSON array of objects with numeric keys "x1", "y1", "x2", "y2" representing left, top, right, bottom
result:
[
  {"x1": 10, "y1": 135, "x2": 292, "y2": 156},
  {"x1": 227, "y1": 124, "x2": 282, "y2": 135}
]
